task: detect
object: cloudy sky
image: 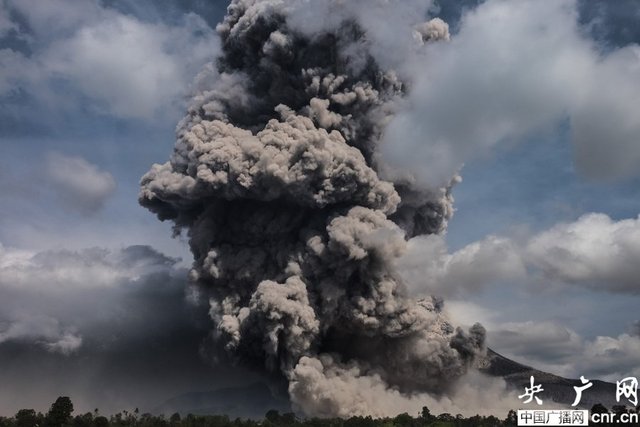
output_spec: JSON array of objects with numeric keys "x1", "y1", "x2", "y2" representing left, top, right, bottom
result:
[{"x1": 1, "y1": 0, "x2": 640, "y2": 416}]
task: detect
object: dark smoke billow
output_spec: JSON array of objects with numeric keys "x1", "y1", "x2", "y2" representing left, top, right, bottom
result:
[{"x1": 140, "y1": 0, "x2": 485, "y2": 417}]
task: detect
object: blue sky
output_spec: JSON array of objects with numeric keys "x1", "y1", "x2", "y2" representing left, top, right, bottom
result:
[{"x1": 1, "y1": 0, "x2": 640, "y2": 416}]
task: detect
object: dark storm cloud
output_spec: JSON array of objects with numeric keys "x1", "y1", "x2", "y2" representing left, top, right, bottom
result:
[
  {"x1": 0, "y1": 244, "x2": 256, "y2": 415},
  {"x1": 140, "y1": 0, "x2": 486, "y2": 418}
]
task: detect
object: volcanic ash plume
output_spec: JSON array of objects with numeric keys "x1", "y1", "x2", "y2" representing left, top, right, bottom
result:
[{"x1": 140, "y1": 0, "x2": 485, "y2": 417}]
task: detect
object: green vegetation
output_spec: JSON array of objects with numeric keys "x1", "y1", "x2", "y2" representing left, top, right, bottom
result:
[{"x1": 1, "y1": 397, "x2": 638, "y2": 427}]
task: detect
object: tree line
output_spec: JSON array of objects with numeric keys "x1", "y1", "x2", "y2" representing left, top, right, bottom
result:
[{"x1": 1, "y1": 396, "x2": 638, "y2": 427}]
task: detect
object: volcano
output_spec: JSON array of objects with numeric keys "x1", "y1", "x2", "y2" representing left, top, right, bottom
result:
[
  {"x1": 155, "y1": 349, "x2": 621, "y2": 417},
  {"x1": 477, "y1": 349, "x2": 619, "y2": 409}
]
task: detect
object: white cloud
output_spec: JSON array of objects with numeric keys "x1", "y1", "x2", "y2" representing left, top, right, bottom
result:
[
  {"x1": 400, "y1": 213, "x2": 640, "y2": 296},
  {"x1": 398, "y1": 234, "x2": 526, "y2": 298},
  {"x1": 7, "y1": 0, "x2": 102, "y2": 36},
  {"x1": 0, "y1": 242, "x2": 177, "y2": 291},
  {"x1": 44, "y1": 332, "x2": 83, "y2": 356},
  {"x1": 45, "y1": 152, "x2": 116, "y2": 214},
  {"x1": 382, "y1": 0, "x2": 640, "y2": 185},
  {"x1": 0, "y1": 314, "x2": 82, "y2": 356},
  {"x1": 1, "y1": 0, "x2": 218, "y2": 119},
  {"x1": 526, "y1": 213, "x2": 640, "y2": 292},
  {"x1": 576, "y1": 333, "x2": 640, "y2": 380},
  {"x1": 42, "y1": 13, "x2": 215, "y2": 119}
]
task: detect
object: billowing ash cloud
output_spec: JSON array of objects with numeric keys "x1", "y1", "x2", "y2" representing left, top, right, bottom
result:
[{"x1": 140, "y1": 0, "x2": 484, "y2": 417}]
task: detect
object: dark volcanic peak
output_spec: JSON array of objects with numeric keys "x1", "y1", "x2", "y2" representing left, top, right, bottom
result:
[{"x1": 479, "y1": 349, "x2": 620, "y2": 409}]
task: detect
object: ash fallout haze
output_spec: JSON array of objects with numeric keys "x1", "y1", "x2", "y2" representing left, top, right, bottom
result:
[{"x1": 1, "y1": 0, "x2": 640, "y2": 419}]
